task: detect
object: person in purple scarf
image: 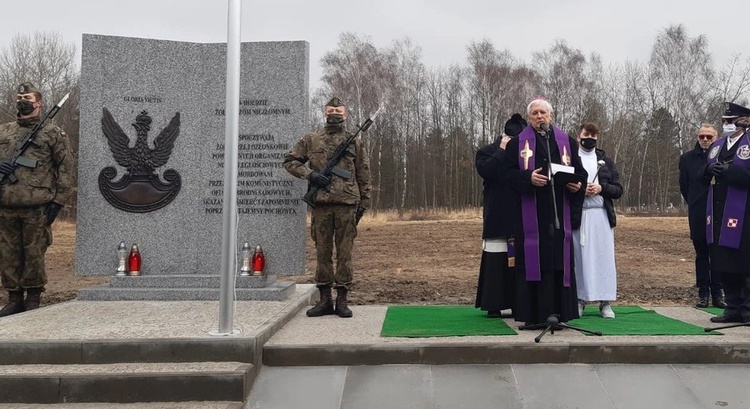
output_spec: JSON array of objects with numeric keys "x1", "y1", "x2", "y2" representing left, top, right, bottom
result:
[
  {"x1": 702, "y1": 102, "x2": 750, "y2": 324},
  {"x1": 501, "y1": 98, "x2": 587, "y2": 325}
]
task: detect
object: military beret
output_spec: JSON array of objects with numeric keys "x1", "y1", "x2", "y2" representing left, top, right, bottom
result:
[
  {"x1": 325, "y1": 97, "x2": 345, "y2": 107},
  {"x1": 723, "y1": 102, "x2": 750, "y2": 119},
  {"x1": 504, "y1": 113, "x2": 528, "y2": 137},
  {"x1": 17, "y1": 82, "x2": 39, "y2": 95}
]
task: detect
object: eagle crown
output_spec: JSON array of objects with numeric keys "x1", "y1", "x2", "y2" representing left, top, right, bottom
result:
[{"x1": 132, "y1": 110, "x2": 152, "y2": 137}]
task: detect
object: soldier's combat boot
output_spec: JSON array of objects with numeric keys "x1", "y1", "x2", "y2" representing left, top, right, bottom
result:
[
  {"x1": 306, "y1": 286, "x2": 335, "y2": 317},
  {"x1": 25, "y1": 288, "x2": 43, "y2": 311},
  {"x1": 0, "y1": 291, "x2": 26, "y2": 317},
  {"x1": 335, "y1": 287, "x2": 353, "y2": 318}
]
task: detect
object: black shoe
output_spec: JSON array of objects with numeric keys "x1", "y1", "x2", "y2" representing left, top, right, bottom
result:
[
  {"x1": 712, "y1": 294, "x2": 728, "y2": 309},
  {"x1": 486, "y1": 310, "x2": 502, "y2": 318},
  {"x1": 709, "y1": 313, "x2": 744, "y2": 323},
  {"x1": 334, "y1": 288, "x2": 353, "y2": 318},
  {"x1": 0, "y1": 301, "x2": 25, "y2": 317},
  {"x1": 695, "y1": 297, "x2": 709, "y2": 308},
  {"x1": 306, "y1": 287, "x2": 335, "y2": 317}
]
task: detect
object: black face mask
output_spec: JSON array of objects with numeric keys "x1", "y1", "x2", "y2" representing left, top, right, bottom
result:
[
  {"x1": 17, "y1": 100, "x2": 35, "y2": 116},
  {"x1": 326, "y1": 114, "x2": 344, "y2": 125},
  {"x1": 580, "y1": 138, "x2": 597, "y2": 150}
]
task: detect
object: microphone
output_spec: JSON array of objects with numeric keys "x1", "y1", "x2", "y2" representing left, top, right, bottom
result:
[
  {"x1": 736, "y1": 120, "x2": 750, "y2": 129},
  {"x1": 539, "y1": 123, "x2": 550, "y2": 135}
]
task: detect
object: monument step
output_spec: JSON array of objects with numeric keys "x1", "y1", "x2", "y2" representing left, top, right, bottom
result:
[
  {"x1": 0, "y1": 361, "x2": 254, "y2": 403},
  {"x1": 77, "y1": 281, "x2": 296, "y2": 301},
  {"x1": 0, "y1": 402, "x2": 243, "y2": 408},
  {"x1": 263, "y1": 342, "x2": 750, "y2": 366},
  {"x1": 109, "y1": 274, "x2": 276, "y2": 288},
  {"x1": 0, "y1": 337, "x2": 257, "y2": 365}
]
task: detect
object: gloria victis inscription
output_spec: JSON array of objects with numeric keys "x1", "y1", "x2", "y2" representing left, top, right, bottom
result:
[{"x1": 203, "y1": 97, "x2": 299, "y2": 215}]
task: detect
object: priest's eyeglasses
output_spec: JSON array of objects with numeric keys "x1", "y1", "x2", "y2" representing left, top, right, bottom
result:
[{"x1": 698, "y1": 134, "x2": 715, "y2": 140}]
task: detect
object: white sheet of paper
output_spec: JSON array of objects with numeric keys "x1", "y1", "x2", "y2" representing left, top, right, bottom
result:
[{"x1": 550, "y1": 163, "x2": 575, "y2": 175}]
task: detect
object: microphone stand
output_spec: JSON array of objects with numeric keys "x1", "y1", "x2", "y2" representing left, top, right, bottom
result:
[
  {"x1": 517, "y1": 124, "x2": 602, "y2": 342},
  {"x1": 542, "y1": 128, "x2": 561, "y2": 231},
  {"x1": 704, "y1": 322, "x2": 750, "y2": 332}
]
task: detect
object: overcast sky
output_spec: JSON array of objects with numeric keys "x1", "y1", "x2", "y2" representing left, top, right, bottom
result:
[{"x1": 0, "y1": 0, "x2": 745, "y2": 88}]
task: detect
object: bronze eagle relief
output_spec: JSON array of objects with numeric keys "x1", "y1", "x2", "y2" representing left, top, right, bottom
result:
[{"x1": 99, "y1": 108, "x2": 182, "y2": 213}]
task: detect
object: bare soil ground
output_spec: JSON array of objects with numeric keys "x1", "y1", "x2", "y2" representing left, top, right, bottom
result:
[{"x1": 0, "y1": 213, "x2": 699, "y2": 307}]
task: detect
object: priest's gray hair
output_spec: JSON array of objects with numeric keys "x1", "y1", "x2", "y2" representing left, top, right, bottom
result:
[{"x1": 527, "y1": 99, "x2": 554, "y2": 115}]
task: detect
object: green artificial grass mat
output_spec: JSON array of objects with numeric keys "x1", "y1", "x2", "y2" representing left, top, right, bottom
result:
[
  {"x1": 568, "y1": 306, "x2": 720, "y2": 335},
  {"x1": 380, "y1": 305, "x2": 517, "y2": 337},
  {"x1": 696, "y1": 306, "x2": 724, "y2": 315}
]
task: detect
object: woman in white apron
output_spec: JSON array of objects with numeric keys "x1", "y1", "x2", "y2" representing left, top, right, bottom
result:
[{"x1": 572, "y1": 123, "x2": 623, "y2": 318}]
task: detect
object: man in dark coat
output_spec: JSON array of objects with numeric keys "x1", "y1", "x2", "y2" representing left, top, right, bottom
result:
[
  {"x1": 679, "y1": 123, "x2": 725, "y2": 308},
  {"x1": 702, "y1": 102, "x2": 750, "y2": 323},
  {"x1": 474, "y1": 113, "x2": 526, "y2": 317},
  {"x1": 502, "y1": 98, "x2": 587, "y2": 325}
]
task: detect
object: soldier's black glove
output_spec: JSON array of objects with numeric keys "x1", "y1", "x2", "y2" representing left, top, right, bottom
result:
[
  {"x1": 309, "y1": 171, "x2": 331, "y2": 188},
  {"x1": 708, "y1": 162, "x2": 729, "y2": 176},
  {"x1": 45, "y1": 202, "x2": 63, "y2": 226},
  {"x1": 0, "y1": 161, "x2": 14, "y2": 177},
  {"x1": 355, "y1": 207, "x2": 366, "y2": 225}
]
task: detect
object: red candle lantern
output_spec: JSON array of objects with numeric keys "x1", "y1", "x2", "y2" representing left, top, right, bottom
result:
[
  {"x1": 128, "y1": 244, "x2": 142, "y2": 276},
  {"x1": 252, "y1": 244, "x2": 265, "y2": 276}
]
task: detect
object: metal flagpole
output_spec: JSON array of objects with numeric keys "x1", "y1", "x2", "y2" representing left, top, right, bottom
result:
[{"x1": 216, "y1": 0, "x2": 242, "y2": 335}]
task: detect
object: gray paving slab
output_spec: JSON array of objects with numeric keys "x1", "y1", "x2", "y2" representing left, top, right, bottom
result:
[
  {"x1": 673, "y1": 364, "x2": 750, "y2": 408},
  {"x1": 267, "y1": 305, "x2": 750, "y2": 347},
  {"x1": 340, "y1": 365, "x2": 432, "y2": 409},
  {"x1": 0, "y1": 285, "x2": 314, "y2": 340},
  {"x1": 431, "y1": 365, "x2": 522, "y2": 409},
  {"x1": 244, "y1": 366, "x2": 347, "y2": 409},
  {"x1": 595, "y1": 364, "x2": 703, "y2": 409},
  {"x1": 245, "y1": 364, "x2": 750, "y2": 409},
  {"x1": 513, "y1": 364, "x2": 616, "y2": 409},
  {"x1": 264, "y1": 305, "x2": 750, "y2": 365}
]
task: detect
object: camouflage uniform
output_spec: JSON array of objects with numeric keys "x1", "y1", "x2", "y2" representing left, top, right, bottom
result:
[
  {"x1": 283, "y1": 127, "x2": 371, "y2": 289},
  {"x1": 0, "y1": 104, "x2": 75, "y2": 292}
]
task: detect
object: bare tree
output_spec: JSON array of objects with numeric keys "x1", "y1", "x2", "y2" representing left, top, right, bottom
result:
[
  {"x1": 312, "y1": 26, "x2": 750, "y2": 214},
  {"x1": 0, "y1": 32, "x2": 78, "y2": 122},
  {"x1": 647, "y1": 25, "x2": 714, "y2": 154}
]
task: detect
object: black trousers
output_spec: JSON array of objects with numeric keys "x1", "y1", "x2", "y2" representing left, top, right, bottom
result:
[
  {"x1": 693, "y1": 238, "x2": 722, "y2": 297},
  {"x1": 719, "y1": 272, "x2": 750, "y2": 319}
]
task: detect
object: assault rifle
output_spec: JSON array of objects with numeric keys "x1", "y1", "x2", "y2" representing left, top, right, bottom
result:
[
  {"x1": 303, "y1": 106, "x2": 383, "y2": 208},
  {"x1": 0, "y1": 93, "x2": 70, "y2": 186}
]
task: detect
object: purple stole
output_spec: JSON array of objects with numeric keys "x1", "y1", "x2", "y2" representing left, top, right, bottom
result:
[
  {"x1": 706, "y1": 133, "x2": 750, "y2": 248},
  {"x1": 517, "y1": 125, "x2": 573, "y2": 287}
]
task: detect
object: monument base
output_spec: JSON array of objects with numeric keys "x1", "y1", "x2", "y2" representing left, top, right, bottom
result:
[{"x1": 76, "y1": 274, "x2": 296, "y2": 301}]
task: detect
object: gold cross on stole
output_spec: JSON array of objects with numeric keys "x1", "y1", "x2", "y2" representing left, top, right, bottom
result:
[
  {"x1": 520, "y1": 140, "x2": 533, "y2": 170},
  {"x1": 562, "y1": 146, "x2": 571, "y2": 166}
]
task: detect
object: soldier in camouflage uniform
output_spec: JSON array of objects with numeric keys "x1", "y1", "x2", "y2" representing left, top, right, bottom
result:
[
  {"x1": 283, "y1": 97, "x2": 371, "y2": 318},
  {"x1": 0, "y1": 82, "x2": 75, "y2": 317}
]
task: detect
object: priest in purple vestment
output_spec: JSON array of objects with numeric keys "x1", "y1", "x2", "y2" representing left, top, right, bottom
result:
[
  {"x1": 501, "y1": 98, "x2": 587, "y2": 325},
  {"x1": 703, "y1": 102, "x2": 750, "y2": 324}
]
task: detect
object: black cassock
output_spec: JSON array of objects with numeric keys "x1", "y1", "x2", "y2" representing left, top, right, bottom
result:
[
  {"x1": 474, "y1": 141, "x2": 517, "y2": 314},
  {"x1": 502, "y1": 129, "x2": 586, "y2": 324}
]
